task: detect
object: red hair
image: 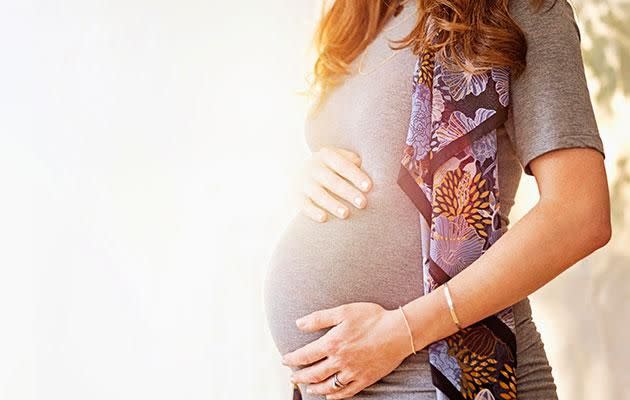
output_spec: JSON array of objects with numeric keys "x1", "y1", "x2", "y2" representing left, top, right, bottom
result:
[{"x1": 310, "y1": 0, "x2": 553, "y2": 107}]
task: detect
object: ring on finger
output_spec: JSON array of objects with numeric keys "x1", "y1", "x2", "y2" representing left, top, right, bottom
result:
[{"x1": 332, "y1": 372, "x2": 347, "y2": 389}]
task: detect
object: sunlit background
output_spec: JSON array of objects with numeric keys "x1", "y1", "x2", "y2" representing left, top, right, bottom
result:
[{"x1": 0, "y1": 1, "x2": 628, "y2": 399}]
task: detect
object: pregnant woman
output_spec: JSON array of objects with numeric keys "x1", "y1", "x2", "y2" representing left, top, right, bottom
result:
[{"x1": 264, "y1": 0, "x2": 611, "y2": 399}]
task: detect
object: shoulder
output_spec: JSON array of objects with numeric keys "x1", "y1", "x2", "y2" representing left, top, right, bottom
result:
[
  {"x1": 509, "y1": 0, "x2": 581, "y2": 42},
  {"x1": 508, "y1": 0, "x2": 586, "y2": 88},
  {"x1": 503, "y1": 0, "x2": 603, "y2": 176}
]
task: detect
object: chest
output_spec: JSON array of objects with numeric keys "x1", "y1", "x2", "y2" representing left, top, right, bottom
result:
[{"x1": 304, "y1": 6, "x2": 421, "y2": 159}]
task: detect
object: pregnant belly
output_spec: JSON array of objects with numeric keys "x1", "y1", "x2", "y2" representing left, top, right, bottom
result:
[{"x1": 263, "y1": 187, "x2": 426, "y2": 357}]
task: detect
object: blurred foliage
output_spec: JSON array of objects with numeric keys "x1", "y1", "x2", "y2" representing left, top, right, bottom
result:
[
  {"x1": 572, "y1": 0, "x2": 630, "y2": 112},
  {"x1": 571, "y1": 1, "x2": 629, "y2": 228},
  {"x1": 610, "y1": 155, "x2": 630, "y2": 228}
]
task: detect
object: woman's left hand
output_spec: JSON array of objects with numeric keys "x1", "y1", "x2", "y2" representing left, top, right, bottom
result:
[{"x1": 281, "y1": 302, "x2": 419, "y2": 399}]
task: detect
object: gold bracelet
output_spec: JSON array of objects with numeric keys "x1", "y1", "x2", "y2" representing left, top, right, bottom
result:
[
  {"x1": 443, "y1": 282, "x2": 463, "y2": 330},
  {"x1": 398, "y1": 305, "x2": 417, "y2": 354}
]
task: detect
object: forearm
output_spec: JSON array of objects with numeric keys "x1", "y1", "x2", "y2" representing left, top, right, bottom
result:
[{"x1": 401, "y1": 197, "x2": 611, "y2": 352}]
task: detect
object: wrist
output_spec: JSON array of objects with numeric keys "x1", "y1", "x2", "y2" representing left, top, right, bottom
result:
[
  {"x1": 400, "y1": 302, "x2": 430, "y2": 353},
  {"x1": 403, "y1": 286, "x2": 460, "y2": 351},
  {"x1": 385, "y1": 308, "x2": 415, "y2": 359}
]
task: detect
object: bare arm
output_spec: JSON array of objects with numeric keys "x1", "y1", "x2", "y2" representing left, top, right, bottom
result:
[{"x1": 403, "y1": 146, "x2": 612, "y2": 352}]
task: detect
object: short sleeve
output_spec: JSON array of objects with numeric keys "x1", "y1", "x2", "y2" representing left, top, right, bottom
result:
[{"x1": 505, "y1": 0, "x2": 606, "y2": 176}]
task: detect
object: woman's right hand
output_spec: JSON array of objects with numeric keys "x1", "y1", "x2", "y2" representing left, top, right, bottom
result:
[{"x1": 298, "y1": 146, "x2": 373, "y2": 223}]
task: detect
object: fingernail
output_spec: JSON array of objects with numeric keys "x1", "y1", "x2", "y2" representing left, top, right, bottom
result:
[
  {"x1": 306, "y1": 387, "x2": 313, "y2": 394},
  {"x1": 361, "y1": 181, "x2": 370, "y2": 190},
  {"x1": 337, "y1": 207, "x2": 347, "y2": 218},
  {"x1": 354, "y1": 196, "x2": 365, "y2": 207}
]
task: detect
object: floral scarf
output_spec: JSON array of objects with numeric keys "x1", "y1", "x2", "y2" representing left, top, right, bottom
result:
[{"x1": 396, "y1": 25, "x2": 517, "y2": 400}]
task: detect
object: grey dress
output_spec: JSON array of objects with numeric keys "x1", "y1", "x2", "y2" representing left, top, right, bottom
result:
[{"x1": 263, "y1": 0, "x2": 605, "y2": 399}]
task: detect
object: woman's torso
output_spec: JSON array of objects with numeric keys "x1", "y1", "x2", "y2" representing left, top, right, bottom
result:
[{"x1": 263, "y1": 2, "x2": 544, "y2": 398}]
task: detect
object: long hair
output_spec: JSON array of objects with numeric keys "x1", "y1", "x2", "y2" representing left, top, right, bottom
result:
[{"x1": 309, "y1": 0, "x2": 555, "y2": 108}]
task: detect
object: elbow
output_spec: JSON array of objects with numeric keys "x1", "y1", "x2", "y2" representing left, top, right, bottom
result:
[
  {"x1": 592, "y1": 194, "x2": 613, "y2": 250},
  {"x1": 556, "y1": 198, "x2": 612, "y2": 254},
  {"x1": 591, "y1": 215, "x2": 612, "y2": 250},
  {"x1": 578, "y1": 207, "x2": 612, "y2": 252}
]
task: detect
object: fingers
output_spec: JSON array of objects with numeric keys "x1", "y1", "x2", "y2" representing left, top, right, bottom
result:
[
  {"x1": 300, "y1": 195, "x2": 328, "y2": 223},
  {"x1": 325, "y1": 378, "x2": 363, "y2": 399},
  {"x1": 303, "y1": 178, "x2": 350, "y2": 220},
  {"x1": 298, "y1": 145, "x2": 373, "y2": 223},
  {"x1": 282, "y1": 305, "x2": 347, "y2": 367},
  {"x1": 300, "y1": 365, "x2": 358, "y2": 397},
  {"x1": 290, "y1": 357, "x2": 338, "y2": 385},
  {"x1": 331, "y1": 147, "x2": 362, "y2": 167},
  {"x1": 295, "y1": 304, "x2": 346, "y2": 332},
  {"x1": 310, "y1": 162, "x2": 368, "y2": 210},
  {"x1": 281, "y1": 334, "x2": 330, "y2": 367},
  {"x1": 315, "y1": 146, "x2": 372, "y2": 193}
]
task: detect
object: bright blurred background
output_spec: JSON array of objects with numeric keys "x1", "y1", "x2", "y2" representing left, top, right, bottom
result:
[{"x1": 0, "y1": 1, "x2": 627, "y2": 399}]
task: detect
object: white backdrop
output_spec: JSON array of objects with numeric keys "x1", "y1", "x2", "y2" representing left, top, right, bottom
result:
[
  {"x1": 1, "y1": 1, "x2": 628, "y2": 400},
  {"x1": 0, "y1": 1, "x2": 317, "y2": 399}
]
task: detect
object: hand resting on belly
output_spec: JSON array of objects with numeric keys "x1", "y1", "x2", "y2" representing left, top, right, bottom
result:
[{"x1": 297, "y1": 145, "x2": 375, "y2": 222}]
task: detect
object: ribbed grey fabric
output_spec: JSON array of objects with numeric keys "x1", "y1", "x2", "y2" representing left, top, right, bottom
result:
[{"x1": 264, "y1": 0, "x2": 604, "y2": 398}]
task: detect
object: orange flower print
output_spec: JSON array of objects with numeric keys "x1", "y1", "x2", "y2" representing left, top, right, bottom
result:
[
  {"x1": 416, "y1": 46, "x2": 435, "y2": 88},
  {"x1": 498, "y1": 363, "x2": 517, "y2": 399},
  {"x1": 432, "y1": 167, "x2": 493, "y2": 238}
]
